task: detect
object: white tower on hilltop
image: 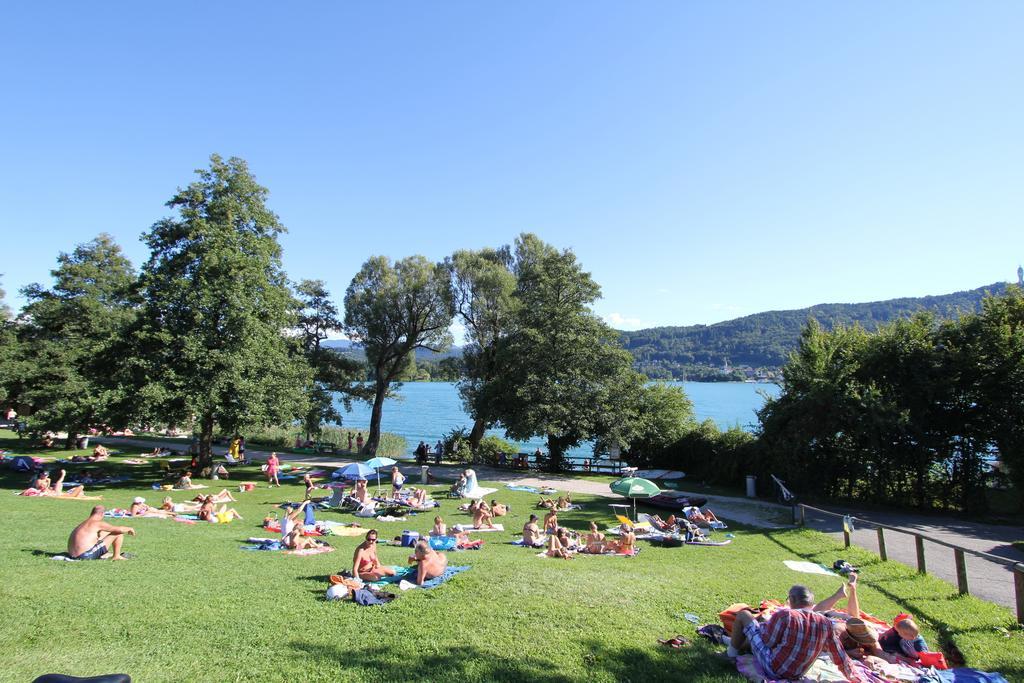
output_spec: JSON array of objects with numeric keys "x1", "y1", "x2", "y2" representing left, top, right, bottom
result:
[{"x1": 1018, "y1": 265, "x2": 1023, "y2": 287}]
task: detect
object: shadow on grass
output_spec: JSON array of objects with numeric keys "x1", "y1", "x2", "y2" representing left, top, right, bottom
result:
[{"x1": 289, "y1": 638, "x2": 734, "y2": 682}]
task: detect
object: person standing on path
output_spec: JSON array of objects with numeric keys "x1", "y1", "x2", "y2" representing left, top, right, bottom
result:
[
  {"x1": 347, "y1": 432, "x2": 354, "y2": 452},
  {"x1": 356, "y1": 432, "x2": 364, "y2": 453}
]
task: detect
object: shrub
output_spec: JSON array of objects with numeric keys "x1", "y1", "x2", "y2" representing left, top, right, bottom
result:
[{"x1": 476, "y1": 435, "x2": 519, "y2": 466}]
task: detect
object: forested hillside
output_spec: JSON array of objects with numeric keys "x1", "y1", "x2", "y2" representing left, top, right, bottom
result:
[{"x1": 621, "y1": 282, "x2": 1010, "y2": 380}]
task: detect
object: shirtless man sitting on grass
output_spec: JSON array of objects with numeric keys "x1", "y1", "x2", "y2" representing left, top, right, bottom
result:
[
  {"x1": 68, "y1": 506, "x2": 135, "y2": 560},
  {"x1": 352, "y1": 529, "x2": 396, "y2": 581},
  {"x1": 409, "y1": 539, "x2": 448, "y2": 585}
]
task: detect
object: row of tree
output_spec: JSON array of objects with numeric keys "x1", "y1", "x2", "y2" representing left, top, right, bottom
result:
[
  {"x1": 0, "y1": 154, "x2": 695, "y2": 471},
  {"x1": 757, "y1": 290, "x2": 1024, "y2": 513}
]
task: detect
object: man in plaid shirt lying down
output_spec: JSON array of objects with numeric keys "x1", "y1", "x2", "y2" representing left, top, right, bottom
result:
[{"x1": 728, "y1": 585, "x2": 863, "y2": 682}]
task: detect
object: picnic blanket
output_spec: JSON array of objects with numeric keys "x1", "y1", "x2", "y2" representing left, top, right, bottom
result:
[
  {"x1": 368, "y1": 565, "x2": 472, "y2": 591},
  {"x1": 319, "y1": 521, "x2": 369, "y2": 537},
  {"x1": 452, "y1": 523, "x2": 504, "y2": 533}
]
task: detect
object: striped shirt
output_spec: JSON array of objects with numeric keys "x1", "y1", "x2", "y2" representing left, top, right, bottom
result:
[{"x1": 762, "y1": 608, "x2": 857, "y2": 680}]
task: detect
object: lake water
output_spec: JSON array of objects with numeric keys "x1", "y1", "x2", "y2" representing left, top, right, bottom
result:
[{"x1": 334, "y1": 381, "x2": 779, "y2": 459}]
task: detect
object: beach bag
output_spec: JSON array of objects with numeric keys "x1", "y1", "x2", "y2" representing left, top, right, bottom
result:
[{"x1": 918, "y1": 652, "x2": 948, "y2": 669}]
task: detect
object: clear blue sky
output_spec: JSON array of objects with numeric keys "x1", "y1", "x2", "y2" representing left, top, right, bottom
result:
[{"x1": 1, "y1": 2, "x2": 1021, "y2": 331}]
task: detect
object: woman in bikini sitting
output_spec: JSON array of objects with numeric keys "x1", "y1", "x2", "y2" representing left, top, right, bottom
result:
[
  {"x1": 430, "y1": 515, "x2": 447, "y2": 537},
  {"x1": 583, "y1": 521, "x2": 607, "y2": 553},
  {"x1": 352, "y1": 529, "x2": 396, "y2": 581},
  {"x1": 522, "y1": 514, "x2": 545, "y2": 547},
  {"x1": 607, "y1": 524, "x2": 636, "y2": 554},
  {"x1": 489, "y1": 499, "x2": 508, "y2": 516},
  {"x1": 406, "y1": 488, "x2": 428, "y2": 508}
]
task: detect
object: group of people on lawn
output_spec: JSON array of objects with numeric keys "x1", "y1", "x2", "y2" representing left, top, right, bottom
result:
[{"x1": 726, "y1": 575, "x2": 931, "y2": 682}]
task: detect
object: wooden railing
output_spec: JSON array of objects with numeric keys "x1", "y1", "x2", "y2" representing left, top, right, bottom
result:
[{"x1": 796, "y1": 503, "x2": 1024, "y2": 624}]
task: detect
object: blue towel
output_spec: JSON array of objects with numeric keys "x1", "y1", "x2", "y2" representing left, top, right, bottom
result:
[
  {"x1": 505, "y1": 485, "x2": 539, "y2": 493},
  {"x1": 419, "y1": 565, "x2": 471, "y2": 589},
  {"x1": 921, "y1": 671, "x2": 1008, "y2": 683},
  {"x1": 304, "y1": 504, "x2": 316, "y2": 526}
]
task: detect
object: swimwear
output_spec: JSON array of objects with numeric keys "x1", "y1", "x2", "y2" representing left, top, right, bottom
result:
[{"x1": 73, "y1": 542, "x2": 108, "y2": 561}]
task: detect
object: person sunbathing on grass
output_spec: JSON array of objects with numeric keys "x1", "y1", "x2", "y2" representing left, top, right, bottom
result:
[
  {"x1": 32, "y1": 471, "x2": 51, "y2": 493},
  {"x1": 522, "y1": 514, "x2": 545, "y2": 547},
  {"x1": 409, "y1": 539, "x2": 448, "y2": 584},
  {"x1": 406, "y1": 488, "x2": 428, "y2": 508},
  {"x1": 190, "y1": 489, "x2": 236, "y2": 504},
  {"x1": 174, "y1": 471, "x2": 196, "y2": 489},
  {"x1": 536, "y1": 497, "x2": 555, "y2": 510},
  {"x1": 430, "y1": 515, "x2": 447, "y2": 537},
  {"x1": 283, "y1": 524, "x2": 322, "y2": 551},
  {"x1": 542, "y1": 509, "x2": 558, "y2": 535},
  {"x1": 546, "y1": 527, "x2": 575, "y2": 559},
  {"x1": 353, "y1": 529, "x2": 396, "y2": 581},
  {"x1": 813, "y1": 573, "x2": 892, "y2": 662},
  {"x1": 646, "y1": 514, "x2": 678, "y2": 531},
  {"x1": 683, "y1": 506, "x2": 721, "y2": 525},
  {"x1": 197, "y1": 496, "x2": 243, "y2": 524},
  {"x1": 46, "y1": 469, "x2": 86, "y2": 497},
  {"x1": 160, "y1": 496, "x2": 200, "y2": 513},
  {"x1": 471, "y1": 500, "x2": 495, "y2": 529},
  {"x1": 555, "y1": 495, "x2": 573, "y2": 510},
  {"x1": 304, "y1": 473, "x2": 315, "y2": 500},
  {"x1": 129, "y1": 497, "x2": 152, "y2": 517},
  {"x1": 583, "y1": 521, "x2": 606, "y2": 554},
  {"x1": 67, "y1": 505, "x2": 135, "y2": 560},
  {"x1": 92, "y1": 444, "x2": 110, "y2": 459},
  {"x1": 489, "y1": 499, "x2": 508, "y2": 516}
]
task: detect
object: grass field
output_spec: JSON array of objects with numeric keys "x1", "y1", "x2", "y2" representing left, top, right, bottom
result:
[{"x1": 0, "y1": 433, "x2": 1021, "y2": 683}]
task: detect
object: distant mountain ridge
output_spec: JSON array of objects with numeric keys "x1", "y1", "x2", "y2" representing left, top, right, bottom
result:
[
  {"x1": 324, "y1": 282, "x2": 1013, "y2": 381},
  {"x1": 620, "y1": 282, "x2": 1011, "y2": 380}
]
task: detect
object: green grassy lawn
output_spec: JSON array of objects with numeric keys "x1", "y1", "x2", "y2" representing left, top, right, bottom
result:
[{"x1": 0, "y1": 435, "x2": 1022, "y2": 682}]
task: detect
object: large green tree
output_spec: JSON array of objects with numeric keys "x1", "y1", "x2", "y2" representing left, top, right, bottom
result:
[
  {"x1": 15, "y1": 234, "x2": 138, "y2": 446},
  {"x1": 482, "y1": 234, "x2": 644, "y2": 471},
  {"x1": 447, "y1": 246, "x2": 517, "y2": 450},
  {"x1": 344, "y1": 255, "x2": 454, "y2": 455},
  {"x1": 129, "y1": 155, "x2": 312, "y2": 467},
  {"x1": 294, "y1": 279, "x2": 370, "y2": 440}
]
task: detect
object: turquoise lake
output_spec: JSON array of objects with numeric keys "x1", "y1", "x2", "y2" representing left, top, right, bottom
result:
[{"x1": 335, "y1": 381, "x2": 779, "y2": 459}]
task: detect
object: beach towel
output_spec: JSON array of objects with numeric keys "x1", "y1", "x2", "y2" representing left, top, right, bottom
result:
[
  {"x1": 505, "y1": 485, "x2": 539, "y2": 493},
  {"x1": 397, "y1": 565, "x2": 471, "y2": 590},
  {"x1": 510, "y1": 538, "x2": 546, "y2": 548},
  {"x1": 452, "y1": 523, "x2": 504, "y2": 533},
  {"x1": 18, "y1": 490, "x2": 103, "y2": 500},
  {"x1": 783, "y1": 560, "x2": 838, "y2": 576},
  {"x1": 686, "y1": 539, "x2": 732, "y2": 546},
  {"x1": 174, "y1": 515, "x2": 200, "y2": 524},
  {"x1": 919, "y1": 670, "x2": 1009, "y2": 683},
  {"x1": 242, "y1": 538, "x2": 334, "y2": 555},
  {"x1": 735, "y1": 654, "x2": 874, "y2": 682},
  {"x1": 462, "y1": 487, "x2": 498, "y2": 499},
  {"x1": 319, "y1": 521, "x2": 367, "y2": 537}
]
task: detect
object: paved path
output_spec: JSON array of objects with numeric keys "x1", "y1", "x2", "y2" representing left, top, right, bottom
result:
[{"x1": 95, "y1": 436, "x2": 1024, "y2": 611}]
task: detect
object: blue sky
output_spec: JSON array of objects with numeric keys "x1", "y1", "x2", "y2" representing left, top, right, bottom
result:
[{"x1": 1, "y1": 2, "x2": 1021, "y2": 332}]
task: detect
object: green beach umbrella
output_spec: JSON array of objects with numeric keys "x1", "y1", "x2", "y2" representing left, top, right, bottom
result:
[{"x1": 609, "y1": 477, "x2": 661, "y2": 521}]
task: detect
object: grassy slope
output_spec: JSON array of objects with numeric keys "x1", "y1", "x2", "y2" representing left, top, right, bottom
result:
[{"x1": 0, "y1": 433, "x2": 1021, "y2": 683}]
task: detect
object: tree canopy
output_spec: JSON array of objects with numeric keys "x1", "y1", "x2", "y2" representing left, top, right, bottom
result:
[
  {"x1": 344, "y1": 255, "x2": 453, "y2": 455},
  {"x1": 127, "y1": 154, "x2": 312, "y2": 465}
]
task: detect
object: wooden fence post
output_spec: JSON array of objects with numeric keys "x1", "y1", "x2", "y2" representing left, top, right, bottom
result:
[
  {"x1": 954, "y1": 549, "x2": 969, "y2": 595},
  {"x1": 877, "y1": 527, "x2": 887, "y2": 561},
  {"x1": 799, "y1": 504, "x2": 806, "y2": 526},
  {"x1": 915, "y1": 536, "x2": 927, "y2": 574},
  {"x1": 1015, "y1": 564, "x2": 1024, "y2": 626}
]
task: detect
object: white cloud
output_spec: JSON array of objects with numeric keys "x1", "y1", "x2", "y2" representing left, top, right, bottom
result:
[{"x1": 604, "y1": 312, "x2": 645, "y2": 330}]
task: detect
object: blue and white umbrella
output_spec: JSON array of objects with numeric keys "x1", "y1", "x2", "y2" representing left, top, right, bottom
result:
[
  {"x1": 332, "y1": 462, "x2": 375, "y2": 481},
  {"x1": 365, "y1": 456, "x2": 398, "y2": 493}
]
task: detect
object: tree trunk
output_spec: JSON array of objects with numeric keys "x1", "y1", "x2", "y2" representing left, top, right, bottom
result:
[
  {"x1": 469, "y1": 418, "x2": 486, "y2": 452},
  {"x1": 546, "y1": 434, "x2": 567, "y2": 473},
  {"x1": 66, "y1": 432, "x2": 79, "y2": 450},
  {"x1": 365, "y1": 377, "x2": 388, "y2": 456},
  {"x1": 199, "y1": 413, "x2": 215, "y2": 472}
]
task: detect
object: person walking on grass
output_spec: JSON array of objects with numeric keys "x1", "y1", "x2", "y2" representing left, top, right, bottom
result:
[
  {"x1": 67, "y1": 506, "x2": 135, "y2": 560},
  {"x1": 266, "y1": 452, "x2": 281, "y2": 488}
]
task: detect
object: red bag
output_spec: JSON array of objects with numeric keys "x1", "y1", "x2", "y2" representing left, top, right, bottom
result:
[
  {"x1": 918, "y1": 652, "x2": 948, "y2": 669},
  {"x1": 719, "y1": 603, "x2": 755, "y2": 635}
]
